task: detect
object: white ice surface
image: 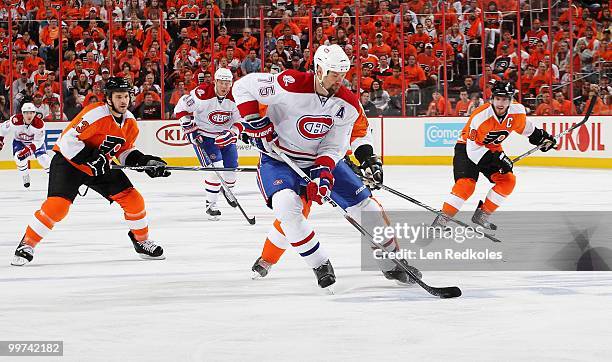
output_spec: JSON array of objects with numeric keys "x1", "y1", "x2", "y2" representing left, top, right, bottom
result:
[{"x1": 1, "y1": 166, "x2": 612, "y2": 362}]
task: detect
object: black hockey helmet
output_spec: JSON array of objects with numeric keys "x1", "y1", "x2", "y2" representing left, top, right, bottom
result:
[
  {"x1": 491, "y1": 81, "x2": 515, "y2": 99},
  {"x1": 104, "y1": 77, "x2": 131, "y2": 97}
]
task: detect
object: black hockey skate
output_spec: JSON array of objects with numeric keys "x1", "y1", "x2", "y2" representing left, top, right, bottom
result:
[
  {"x1": 11, "y1": 239, "x2": 34, "y2": 266},
  {"x1": 221, "y1": 187, "x2": 238, "y2": 208},
  {"x1": 251, "y1": 256, "x2": 273, "y2": 279},
  {"x1": 206, "y1": 201, "x2": 221, "y2": 220},
  {"x1": 128, "y1": 231, "x2": 165, "y2": 260},
  {"x1": 431, "y1": 212, "x2": 451, "y2": 230},
  {"x1": 472, "y1": 200, "x2": 497, "y2": 230},
  {"x1": 22, "y1": 174, "x2": 30, "y2": 188},
  {"x1": 313, "y1": 260, "x2": 336, "y2": 289},
  {"x1": 383, "y1": 259, "x2": 422, "y2": 285}
]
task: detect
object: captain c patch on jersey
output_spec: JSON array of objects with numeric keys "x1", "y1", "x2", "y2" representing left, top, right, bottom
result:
[{"x1": 296, "y1": 116, "x2": 334, "y2": 140}]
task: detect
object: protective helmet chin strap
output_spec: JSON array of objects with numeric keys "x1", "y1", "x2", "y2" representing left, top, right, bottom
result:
[{"x1": 314, "y1": 68, "x2": 334, "y2": 97}]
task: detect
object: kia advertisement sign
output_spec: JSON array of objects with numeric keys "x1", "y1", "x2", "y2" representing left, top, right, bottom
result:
[
  {"x1": 156, "y1": 123, "x2": 190, "y2": 146},
  {"x1": 424, "y1": 123, "x2": 464, "y2": 147}
]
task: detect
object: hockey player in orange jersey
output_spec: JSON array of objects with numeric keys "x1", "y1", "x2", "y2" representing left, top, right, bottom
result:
[
  {"x1": 250, "y1": 108, "x2": 422, "y2": 285},
  {"x1": 433, "y1": 81, "x2": 557, "y2": 230},
  {"x1": 11, "y1": 77, "x2": 171, "y2": 266}
]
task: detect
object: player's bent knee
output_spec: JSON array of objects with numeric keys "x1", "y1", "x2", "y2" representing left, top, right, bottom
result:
[
  {"x1": 41, "y1": 196, "x2": 72, "y2": 222},
  {"x1": 271, "y1": 189, "x2": 304, "y2": 223},
  {"x1": 110, "y1": 187, "x2": 145, "y2": 213},
  {"x1": 492, "y1": 173, "x2": 516, "y2": 196},
  {"x1": 452, "y1": 178, "x2": 477, "y2": 199}
]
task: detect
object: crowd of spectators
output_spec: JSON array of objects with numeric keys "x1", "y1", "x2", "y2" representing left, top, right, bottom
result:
[{"x1": 0, "y1": 0, "x2": 610, "y2": 122}]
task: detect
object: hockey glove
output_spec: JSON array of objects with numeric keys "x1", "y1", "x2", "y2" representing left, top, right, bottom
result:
[
  {"x1": 86, "y1": 151, "x2": 110, "y2": 177},
  {"x1": 306, "y1": 157, "x2": 335, "y2": 205},
  {"x1": 16, "y1": 144, "x2": 36, "y2": 161},
  {"x1": 125, "y1": 150, "x2": 171, "y2": 178},
  {"x1": 0, "y1": 136, "x2": 4, "y2": 151},
  {"x1": 529, "y1": 128, "x2": 557, "y2": 152},
  {"x1": 479, "y1": 151, "x2": 513, "y2": 174},
  {"x1": 215, "y1": 124, "x2": 243, "y2": 148},
  {"x1": 354, "y1": 144, "x2": 383, "y2": 190},
  {"x1": 241, "y1": 116, "x2": 275, "y2": 141},
  {"x1": 180, "y1": 116, "x2": 203, "y2": 145}
]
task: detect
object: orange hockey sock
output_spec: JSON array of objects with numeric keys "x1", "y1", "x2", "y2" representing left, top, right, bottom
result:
[
  {"x1": 111, "y1": 188, "x2": 149, "y2": 241},
  {"x1": 482, "y1": 173, "x2": 516, "y2": 214},
  {"x1": 24, "y1": 196, "x2": 72, "y2": 247},
  {"x1": 442, "y1": 178, "x2": 476, "y2": 216}
]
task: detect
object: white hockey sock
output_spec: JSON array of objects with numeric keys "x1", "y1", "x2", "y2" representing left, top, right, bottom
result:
[
  {"x1": 205, "y1": 161, "x2": 223, "y2": 204},
  {"x1": 15, "y1": 157, "x2": 29, "y2": 177},
  {"x1": 272, "y1": 189, "x2": 328, "y2": 268}
]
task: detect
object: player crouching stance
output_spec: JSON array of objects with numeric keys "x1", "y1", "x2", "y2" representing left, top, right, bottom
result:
[
  {"x1": 12, "y1": 78, "x2": 170, "y2": 266},
  {"x1": 174, "y1": 68, "x2": 243, "y2": 220},
  {"x1": 0, "y1": 102, "x2": 51, "y2": 188},
  {"x1": 433, "y1": 81, "x2": 556, "y2": 230},
  {"x1": 233, "y1": 45, "x2": 420, "y2": 289}
]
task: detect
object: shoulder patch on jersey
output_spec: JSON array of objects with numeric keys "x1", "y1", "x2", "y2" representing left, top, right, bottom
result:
[
  {"x1": 276, "y1": 70, "x2": 314, "y2": 93},
  {"x1": 193, "y1": 83, "x2": 215, "y2": 100},
  {"x1": 334, "y1": 86, "x2": 361, "y2": 114},
  {"x1": 11, "y1": 114, "x2": 24, "y2": 126},
  {"x1": 31, "y1": 115, "x2": 44, "y2": 129}
]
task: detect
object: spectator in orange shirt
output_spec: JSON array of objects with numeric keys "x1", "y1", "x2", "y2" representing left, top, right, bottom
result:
[
  {"x1": 216, "y1": 26, "x2": 231, "y2": 51},
  {"x1": 426, "y1": 91, "x2": 452, "y2": 116},
  {"x1": 360, "y1": 65, "x2": 375, "y2": 91},
  {"x1": 321, "y1": 18, "x2": 336, "y2": 38},
  {"x1": 359, "y1": 44, "x2": 379, "y2": 69},
  {"x1": 417, "y1": 43, "x2": 440, "y2": 80},
  {"x1": 404, "y1": 54, "x2": 427, "y2": 87},
  {"x1": 184, "y1": 20, "x2": 201, "y2": 41},
  {"x1": 383, "y1": 67, "x2": 404, "y2": 97},
  {"x1": 237, "y1": 27, "x2": 259, "y2": 52},
  {"x1": 409, "y1": 23, "x2": 430, "y2": 50},
  {"x1": 529, "y1": 62, "x2": 552, "y2": 93},
  {"x1": 272, "y1": 13, "x2": 302, "y2": 37},
  {"x1": 535, "y1": 90, "x2": 555, "y2": 116},
  {"x1": 370, "y1": 33, "x2": 392, "y2": 58},
  {"x1": 119, "y1": 46, "x2": 141, "y2": 75},
  {"x1": 553, "y1": 91, "x2": 576, "y2": 115},
  {"x1": 454, "y1": 88, "x2": 471, "y2": 116},
  {"x1": 24, "y1": 46, "x2": 45, "y2": 73},
  {"x1": 39, "y1": 18, "x2": 61, "y2": 60},
  {"x1": 478, "y1": 65, "x2": 501, "y2": 90}
]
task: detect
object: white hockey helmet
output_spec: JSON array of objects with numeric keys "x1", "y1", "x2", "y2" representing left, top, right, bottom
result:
[
  {"x1": 21, "y1": 102, "x2": 37, "y2": 113},
  {"x1": 314, "y1": 44, "x2": 351, "y2": 77},
  {"x1": 214, "y1": 67, "x2": 233, "y2": 83}
]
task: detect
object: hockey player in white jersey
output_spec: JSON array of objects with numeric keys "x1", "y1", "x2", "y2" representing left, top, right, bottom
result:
[
  {"x1": 233, "y1": 44, "x2": 421, "y2": 289},
  {"x1": 0, "y1": 103, "x2": 51, "y2": 188},
  {"x1": 174, "y1": 68, "x2": 243, "y2": 219}
]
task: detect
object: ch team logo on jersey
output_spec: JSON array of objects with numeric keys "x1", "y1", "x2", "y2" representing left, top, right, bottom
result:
[
  {"x1": 296, "y1": 115, "x2": 334, "y2": 140},
  {"x1": 208, "y1": 110, "x2": 232, "y2": 125}
]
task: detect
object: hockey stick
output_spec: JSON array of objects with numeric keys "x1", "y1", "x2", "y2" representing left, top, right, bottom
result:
[
  {"x1": 358, "y1": 175, "x2": 503, "y2": 243},
  {"x1": 269, "y1": 144, "x2": 461, "y2": 299},
  {"x1": 512, "y1": 95, "x2": 597, "y2": 163},
  {"x1": 195, "y1": 141, "x2": 256, "y2": 225},
  {"x1": 112, "y1": 165, "x2": 258, "y2": 172}
]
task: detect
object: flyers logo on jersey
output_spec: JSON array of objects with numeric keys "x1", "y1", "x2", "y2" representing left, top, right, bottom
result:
[
  {"x1": 297, "y1": 116, "x2": 334, "y2": 140},
  {"x1": 208, "y1": 111, "x2": 232, "y2": 125}
]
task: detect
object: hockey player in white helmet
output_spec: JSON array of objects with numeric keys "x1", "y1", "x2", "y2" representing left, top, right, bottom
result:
[
  {"x1": 0, "y1": 102, "x2": 51, "y2": 188},
  {"x1": 173, "y1": 67, "x2": 244, "y2": 220},
  {"x1": 233, "y1": 44, "x2": 421, "y2": 290}
]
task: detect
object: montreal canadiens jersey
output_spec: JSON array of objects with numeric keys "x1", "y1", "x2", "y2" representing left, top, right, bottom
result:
[
  {"x1": 0, "y1": 114, "x2": 46, "y2": 149},
  {"x1": 232, "y1": 69, "x2": 361, "y2": 168},
  {"x1": 173, "y1": 83, "x2": 242, "y2": 137},
  {"x1": 459, "y1": 102, "x2": 535, "y2": 164},
  {"x1": 53, "y1": 102, "x2": 139, "y2": 176}
]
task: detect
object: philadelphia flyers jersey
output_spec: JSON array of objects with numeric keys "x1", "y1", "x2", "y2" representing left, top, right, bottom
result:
[
  {"x1": 173, "y1": 83, "x2": 242, "y2": 138},
  {"x1": 349, "y1": 105, "x2": 374, "y2": 153},
  {"x1": 53, "y1": 102, "x2": 139, "y2": 176},
  {"x1": 0, "y1": 114, "x2": 46, "y2": 149},
  {"x1": 458, "y1": 102, "x2": 535, "y2": 163}
]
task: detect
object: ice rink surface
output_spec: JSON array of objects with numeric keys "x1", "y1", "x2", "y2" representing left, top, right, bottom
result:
[{"x1": 1, "y1": 165, "x2": 612, "y2": 361}]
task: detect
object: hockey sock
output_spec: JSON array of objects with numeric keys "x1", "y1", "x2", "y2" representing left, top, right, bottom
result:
[
  {"x1": 442, "y1": 178, "x2": 477, "y2": 216},
  {"x1": 110, "y1": 187, "x2": 149, "y2": 242},
  {"x1": 15, "y1": 157, "x2": 29, "y2": 177},
  {"x1": 24, "y1": 196, "x2": 72, "y2": 247},
  {"x1": 482, "y1": 172, "x2": 516, "y2": 214},
  {"x1": 223, "y1": 170, "x2": 236, "y2": 190},
  {"x1": 205, "y1": 160, "x2": 223, "y2": 204},
  {"x1": 261, "y1": 197, "x2": 312, "y2": 264},
  {"x1": 272, "y1": 189, "x2": 327, "y2": 268}
]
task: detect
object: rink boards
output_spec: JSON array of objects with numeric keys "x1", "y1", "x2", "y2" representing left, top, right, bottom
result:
[{"x1": 0, "y1": 116, "x2": 610, "y2": 169}]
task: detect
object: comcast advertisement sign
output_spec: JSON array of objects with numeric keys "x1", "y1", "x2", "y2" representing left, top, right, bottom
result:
[{"x1": 424, "y1": 123, "x2": 464, "y2": 147}]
